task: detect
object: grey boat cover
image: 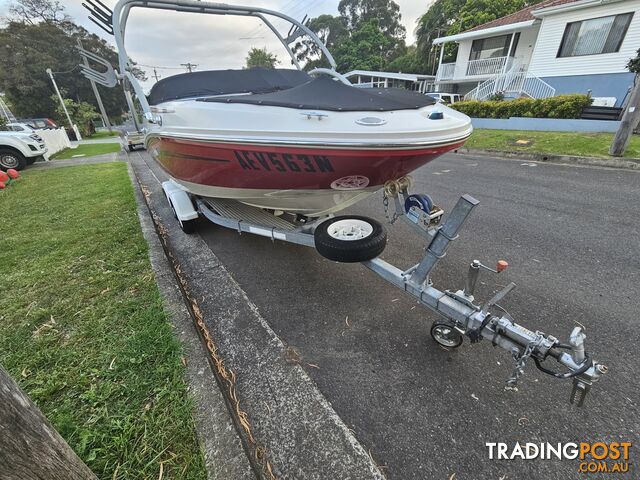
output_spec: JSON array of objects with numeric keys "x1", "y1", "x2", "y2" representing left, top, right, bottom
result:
[
  {"x1": 148, "y1": 67, "x2": 311, "y2": 105},
  {"x1": 149, "y1": 68, "x2": 436, "y2": 111},
  {"x1": 200, "y1": 76, "x2": 436, "y2": 112}
]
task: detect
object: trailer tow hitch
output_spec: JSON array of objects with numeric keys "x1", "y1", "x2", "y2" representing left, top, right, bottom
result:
[{"x1": 368, "y1": 178, "x2": 608, "y2": 406}]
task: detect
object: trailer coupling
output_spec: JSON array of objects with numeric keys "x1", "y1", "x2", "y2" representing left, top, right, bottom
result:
[{"x1": 367, "y1": 179, "x2": 608, "y2": 406}]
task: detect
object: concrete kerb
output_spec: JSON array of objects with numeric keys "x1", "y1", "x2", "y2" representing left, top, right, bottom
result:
[
  {"x1": 456, "y1": 147, "x2": 640, "y2": 170},
  {"x1": 127, "y1": 150, "x2": 385, "y2": 480},
  {"x1": 126, "y1": 161, "x2": 255, "y2": 480}
]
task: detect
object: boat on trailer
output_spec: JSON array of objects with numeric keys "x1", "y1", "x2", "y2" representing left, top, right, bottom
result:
[
  {"x1": 84, "y1": 0, "x2": 607, "y2": 409},
  {"x1": 145, "y1": 68, "x2": 471, "y2": 216}
]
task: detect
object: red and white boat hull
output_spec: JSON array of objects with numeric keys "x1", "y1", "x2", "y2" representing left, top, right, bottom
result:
[{"x1": 147, "y1": 135, "x2": 466, "y2": 215}]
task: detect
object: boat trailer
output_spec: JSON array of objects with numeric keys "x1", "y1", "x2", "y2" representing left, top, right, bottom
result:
[{"x1": 162, "y1": 178, "x2": 607, "y2": 407}]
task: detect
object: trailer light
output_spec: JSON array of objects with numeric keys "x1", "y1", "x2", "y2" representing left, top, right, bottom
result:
[{"x1": 497, "y1": 260, "x2": 509, "y2": 272}]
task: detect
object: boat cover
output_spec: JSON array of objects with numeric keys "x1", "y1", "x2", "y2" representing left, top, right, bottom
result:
[
  {"x1": 199, "y1": 76, "x2": 436, "y2": 111},
  {"x1": 148, "y1": 68, "x2": 311, "y2": 105}
]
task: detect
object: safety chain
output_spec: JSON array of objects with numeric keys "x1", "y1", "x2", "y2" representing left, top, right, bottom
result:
[
  {"x1": 382, "y1": 194, "x2": 398, "y2": 224},
  {"x1": 146, "y1": 203, "x2": 277, "y2": 480},
  {"x1": 504, "y1": 333, "x2": 545, "y2": 392},
  {"x1": 382, "y1": 177, "x2": 411, "y2": 224}
]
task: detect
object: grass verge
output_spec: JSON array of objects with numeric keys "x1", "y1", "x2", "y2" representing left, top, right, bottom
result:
[
  {"x1": 0, "y1": 163, "x2": 206, "y2": 479},
  {"x1": 466, "y1": 129, "x2": 640, "y2": 159},
  {"x1": 88, "y1": 130, "x2": 120, "y2": 139},
  {"x1": 52, "y1": 142, "x2": 121, "y2": 160}
]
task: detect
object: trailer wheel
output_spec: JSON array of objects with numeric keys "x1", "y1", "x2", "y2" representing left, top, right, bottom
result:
[
  {"x1": 314, "y1": 216, "x2": 386, "y2": 263},
  {"x1": 178, "y1": 218, "x2": 197, "y2": 234},
  {"x1": 128, "y1": 145, "x2": 136, "y2": 152},
  {"x1": 167, "y1": 195, "x2": 197, "y2": 234},
  {"x1": 430, "y1": 322, "x2": 463, "y2": 349}
]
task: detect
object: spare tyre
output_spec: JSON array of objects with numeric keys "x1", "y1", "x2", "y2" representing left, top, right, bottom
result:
[{"x1": 314, "y1": 215, "x2": 387, "y2": 263}]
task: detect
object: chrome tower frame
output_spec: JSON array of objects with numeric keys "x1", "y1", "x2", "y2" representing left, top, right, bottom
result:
[{"x1": 111, "y1": 0, "x2": 344, "y2": 116}]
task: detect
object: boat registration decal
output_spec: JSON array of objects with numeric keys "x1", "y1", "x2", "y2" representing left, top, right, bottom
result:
[{"x1": 233, "y1": 150, "x2": 334, "y2": 173}]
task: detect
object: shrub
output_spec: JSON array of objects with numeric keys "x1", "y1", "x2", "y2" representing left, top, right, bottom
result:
[{"x1": 451, "y1": 94, "x2": 592, "y2": 119}]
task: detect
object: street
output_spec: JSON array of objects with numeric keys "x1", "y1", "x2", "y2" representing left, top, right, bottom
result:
[{"x1": 194, "y1": 154, "x2": 640, "y2": 479}]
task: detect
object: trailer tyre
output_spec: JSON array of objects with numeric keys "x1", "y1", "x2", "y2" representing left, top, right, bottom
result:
[
  {"x1": 314, "y1": 216, "x2": 387, "y2": 263},
  {"x1": 178, "y1": 218, "x2": 197, "y2": 234}
]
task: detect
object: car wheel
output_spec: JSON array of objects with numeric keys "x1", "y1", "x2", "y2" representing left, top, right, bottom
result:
[
  {"x1": 0, "y1": 150, "x2": 27, "y2": 171},
  {"x1": 314, "y1": 215, "x2": 387, "y2": 263}
]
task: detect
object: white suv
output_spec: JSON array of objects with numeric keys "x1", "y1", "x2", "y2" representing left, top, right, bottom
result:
[{"x1": 0, "y1": 129, "x2": 47, "y2": 170}]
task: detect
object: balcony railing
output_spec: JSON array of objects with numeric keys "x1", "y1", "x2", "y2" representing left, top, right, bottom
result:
[
  {"x1": 466, "y1": 56, "x2": 511, "y2": 76},
  {"x1": 436, "y1": 56, "x2": 515, "y2": 81},
  {"x1": 436, "y1": 63, "x2": 456, "y2": 81}
]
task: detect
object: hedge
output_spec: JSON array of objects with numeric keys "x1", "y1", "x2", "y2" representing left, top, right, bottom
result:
[{"x1": 450, "y1": 94, "x2": 592, "y2": 119}]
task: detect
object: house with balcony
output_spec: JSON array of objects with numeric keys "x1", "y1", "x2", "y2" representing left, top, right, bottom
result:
[{"x1": 433, "y1": 0, "x2": 639, "y2": 105}]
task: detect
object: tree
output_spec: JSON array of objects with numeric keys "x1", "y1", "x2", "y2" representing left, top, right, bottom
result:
[
  {"x1": 244, "y1": 47, "x2": 279, "y2": 69},
  {"x1": 295, "y1": 0, "x2": 407, "y2": 72},
  {"x1": 338, "y1": 0, "x2": 405, "y2": 40},
  {"x1": 628, "y1": 48, "x2": 640, "y2": 74},
  {"x1": 0, "y1": 19, "x2": 145, "y2": 120},
  {"x1": 293, "y1": 14, "x2": 348, "y2": 70},
  {"x1": 333, "y1": 19, "x2": 394, "y2": 72},
  {"x1": 387, "y1": 45, "x2": 424, "y2": 74},
  {"x1": 9, "y1": 0, "x2": 70, "y2": 25},
  {"x1": 52, "y1": 94, "x2": 99, "y2": 137}
]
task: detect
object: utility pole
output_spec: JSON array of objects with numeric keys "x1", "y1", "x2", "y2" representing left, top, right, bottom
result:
[
  {"x1": 0, "y1": 365, "x2": 98, "y2": 479},
  {"x1": 609, "y1": 75, "x2": 640, "y2": 157},
  {"x1": 46, "y1": 68, "x2": 82, "y2": 140},
  {"x1": 77, "y1": 39, "x2": 112, "y2": 133},
  {"x1": 181, "y1": 62, "x2": 198, "y2": 73},
  {"x1": 152, "y1": 68, "x2": 161, "y2": 82}
]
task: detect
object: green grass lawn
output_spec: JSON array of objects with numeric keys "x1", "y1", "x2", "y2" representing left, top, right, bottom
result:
[
  {"x1": 88, "y1": 130, "x2": 120, "y2": 139},
  {"x1": 0, "y1": 164, "x2": 206, "y2": 479},
  {"x1": 52, "y1": 142, "x2": 121, "y2": 160},
  {"x1": 466, "y1": 129, "x2": 640, "y2": 159}
]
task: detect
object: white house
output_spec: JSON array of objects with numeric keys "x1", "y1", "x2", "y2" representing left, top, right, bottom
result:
[
  {"x1": 432, "y1": 0, "x2": 639, "y2": 105},
  {"x1": 344, "y1": 70, "x2": 437, "y2": 93}
]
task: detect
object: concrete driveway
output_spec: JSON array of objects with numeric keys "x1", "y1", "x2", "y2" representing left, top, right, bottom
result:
[{"x1": 193, "y1": 154, "x2": 639, "y2": 479}]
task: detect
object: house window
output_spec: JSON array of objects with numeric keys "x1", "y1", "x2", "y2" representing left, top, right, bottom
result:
[
  {"x1": 558, "y1": 13, "x2": 633, "y2": 57},
  {"x1": 469, "y1": 33, "x2": 520, "y2": 61}
]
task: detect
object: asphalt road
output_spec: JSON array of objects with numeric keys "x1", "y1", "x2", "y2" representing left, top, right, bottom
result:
[{"x1": 196, "y1": 154, "x2": 639, "y2": 479}]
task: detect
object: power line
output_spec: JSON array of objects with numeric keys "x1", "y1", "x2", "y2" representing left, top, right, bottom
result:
[{"x1": 137, "y1": 63, "x2": 185, "y2": 70}]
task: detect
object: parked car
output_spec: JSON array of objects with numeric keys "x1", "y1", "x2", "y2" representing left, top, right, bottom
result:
[
  {"x1": 18, "y1": 117, "x2": 59, "y2": 130},
  {"x1": 427, "y1": 93, "x2": 463, "y2": 104},
  {"x1": 0, "y1": 129, "x2": 47, "y2": 171},
  {"x1": 5, "y1": 122, "x2": 37, "y2": 133}
]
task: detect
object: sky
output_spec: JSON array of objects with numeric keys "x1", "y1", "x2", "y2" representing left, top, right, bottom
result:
[{"x1": 0, "y1": 0, "x2": 435, "y2": 90}]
